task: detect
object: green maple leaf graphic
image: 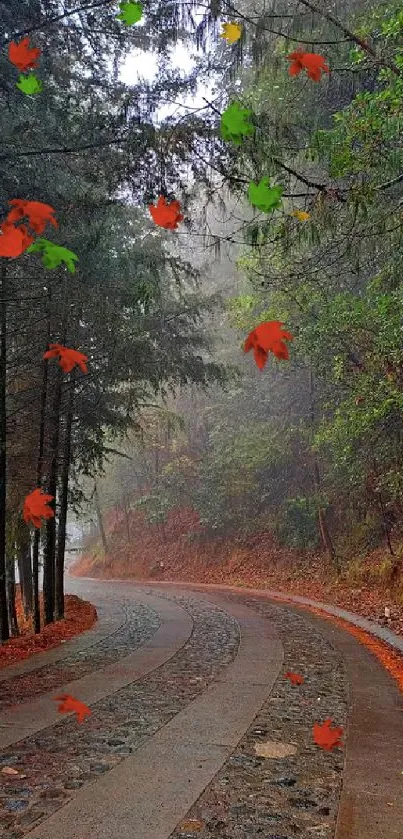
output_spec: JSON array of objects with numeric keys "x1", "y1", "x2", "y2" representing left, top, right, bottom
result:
[
  {"x1": 220, "y1": 102, "x2": 254, "y2": 145},
  {"x1": 27, "y1": 239, "x2": 79, "y2": 273},
  {"x1": 16, "y1": 73, "x2": 43, "y2": 95},
  {"x1": 117, "y1": 1, "x2": 143, "y2": 25},
  {"x1": 247, "y1": 178, "x2": 283, "y2": 212}
]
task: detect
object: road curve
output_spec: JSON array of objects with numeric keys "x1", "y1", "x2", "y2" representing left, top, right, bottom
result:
[{"x1": 0, "y1": 577, "x2": 402, "y2": 839}]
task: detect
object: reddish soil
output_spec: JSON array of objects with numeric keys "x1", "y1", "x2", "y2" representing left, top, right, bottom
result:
[
  {"x1": 0, "y1": 590, "x2": 97, "y2": 669},
  {"x1": 71, "y1": 505, "x2": 403, "y2": 637}
]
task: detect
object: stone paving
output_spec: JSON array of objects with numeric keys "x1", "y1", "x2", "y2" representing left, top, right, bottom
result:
[
  {"x1": 1, "y1": 580, "x2": 403, "y2": 839},
  {"x1": 0, "y1": 594, "x2": 239, "y2": 837},
  {"x1": 0, "y1": 598, "x2": 160, "y2": 713},
  {"x1": 170, "y1": 594, "x2": 347, "y2": 839}
]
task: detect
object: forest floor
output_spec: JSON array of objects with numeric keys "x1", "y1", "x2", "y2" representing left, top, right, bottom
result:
[
  {"x1": 0, "y1": 591, "x2": 97, "y2": 670},
  {"x1": 71, "y1": 506, "x2": 403, "y2": 637}
]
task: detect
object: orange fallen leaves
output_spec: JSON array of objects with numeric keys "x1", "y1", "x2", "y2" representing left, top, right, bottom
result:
[
  {"x1": 284, "y1": 671, "x2": 304, "y2": 686},
  {"x1": 178, "y1": 819, "x2": 205, "y2": 832},
  {"x1": 306, "y1": 606, "x2": 403, "y2": 696},
  {"x1": 0, "y1": 222, "x2": 34, "y2": 258},
  {"x1": 0, "y1": 592, "x2": 97, "y2": 669}
]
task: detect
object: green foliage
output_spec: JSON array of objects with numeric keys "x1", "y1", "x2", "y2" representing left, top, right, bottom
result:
[
  {"x1": 274, "y1": 497, "x2": 320, "y2": 550},
  {"x1": 133, "y1": 493, "x2": 170, "y2": 525}
]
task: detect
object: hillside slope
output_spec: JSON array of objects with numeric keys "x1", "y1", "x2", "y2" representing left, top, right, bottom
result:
[{"x1": 71, "y1": 505, "x2": 403, "y2": 636}]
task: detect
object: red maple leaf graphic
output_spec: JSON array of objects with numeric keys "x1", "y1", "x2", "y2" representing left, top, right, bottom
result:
[
  {"x1": 313, "y1": 718, "x2": 343, "y2": 751},
  {"x1": 244, "y1": 321, "x2": 294, "y2": 370},
  {"x1": 43, "y1": 344, "x2": 88, "y2": 374},
  {"x1": 53, "y1": 694, "x2": 92, "y2": 724},
  {"x1": 287, "y1": 50, "x2": 330, "y2": 82},
  {"x1": 149, "y1": 196, "x2": 184, "y2": 230},
  {"x1": 23, "y1": 488, "x2": 55, "y2": 528},
  {"x1": 0, "y1": 223, "x2": 34, "y2": 258},
  {"x1": 8, "y1": 38, "x2": 41, "y2": 72},
  {"x1": 6, "y1": 200, "x2": 58, "y2": 235}
]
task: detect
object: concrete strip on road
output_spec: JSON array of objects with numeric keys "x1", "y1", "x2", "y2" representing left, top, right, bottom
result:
[
  {"x1": 156, "y1": 583, "x2": 403, "y2": 839},
  {"x1": 137, "y1": 583, "x2": 403, "y2": 839},
  {"x1": 286, "y1": 606, "x2": 403, "y2": 839},
  {"x1": 0, "y1": 592, "x2": 126, "y2": 683},
  {"x1": 25, "y1": 593, "x2": 284, "y2": 839},
  {"x1": 0, "y1": 591, "x2": 192, "y2": 751},
  {"x1": 135, "y1": 578, "x2": 403, "y2": 652}
]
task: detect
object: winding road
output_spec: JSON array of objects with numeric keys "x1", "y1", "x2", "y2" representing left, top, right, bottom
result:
[{"x1": 1, "y1": 575, "x2": 403, "y2": 839}]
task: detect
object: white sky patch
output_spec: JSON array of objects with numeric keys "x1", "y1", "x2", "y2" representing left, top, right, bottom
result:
[{"x1": 119, "y1": 4, "x2": 219, "y2": 120}]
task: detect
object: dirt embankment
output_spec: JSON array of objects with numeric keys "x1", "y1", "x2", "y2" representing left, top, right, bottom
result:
[{"x1": 71, "y1": 506, "x2": 403, "y2": 636}]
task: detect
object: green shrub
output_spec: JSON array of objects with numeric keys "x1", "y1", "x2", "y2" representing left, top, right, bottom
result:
[{"x1": 275, "y1": 496, "x2": 320, "y2": 550}]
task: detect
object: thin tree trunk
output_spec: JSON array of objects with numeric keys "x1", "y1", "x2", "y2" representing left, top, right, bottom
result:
[
  {"x1": 55, "y1": 380, "x2": 74, "y2": 620},
  {"x1": 43, "y1": 369, "x2": 62, "y2": 624},
  {"x1": 17, "y1": 523, "x2": 33, "y2": 616},
  {"x1": 372, "y1": 459, "x2": 394, "y2": 555},
  {"x1": 94, "y1": 483, "x2": 108, "y2": 557},
  {"x1": 0, "y1": 261, "x2": 9, "y2": 642},
  {"x1": 32, "y1": 298, "x2": 51, "y2": 634},
  {"x1": 7, "y1": 556, "x2": 18, "y2": 636},
  {"x1": 309, "y1": 368, "x2": 339, "y2": 571},
  {"x1": 123, "y1": 493, "x2": 131, "y2": 543}
]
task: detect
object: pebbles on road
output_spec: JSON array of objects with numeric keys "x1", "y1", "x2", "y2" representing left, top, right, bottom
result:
[
  {"x1": 170, "y1": 593, "x2": 347, "y2": 839},
  {"x1": 0, "y1": 594, "x2": 239, "y2": 837}
]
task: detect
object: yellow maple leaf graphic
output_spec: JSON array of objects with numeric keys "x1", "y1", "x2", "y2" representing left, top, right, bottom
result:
[
  {"x1": 220, "y1": 22, "x2": 242, "y2": 43},
  {"x1": 292, "y1": 209, "x2": 311, "y2": 221}
]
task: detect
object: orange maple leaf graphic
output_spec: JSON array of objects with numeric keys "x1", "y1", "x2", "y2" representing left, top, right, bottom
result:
[
  {"x1": 284, "y1": 671, "x2": 304, "y2": 686},
  {"x1": 0, "y1": 223, "x2": 34, "y2": 258},
  {"x1": 23, "y1": 488, "x2": 55, "y2": 528},
  {"x1": 313, "y1": 718, "x2": 343, "y2": 751},
  {"x1": 149, "y1": 196, "x2": 184, "y2": 230},
  {"x1": 43, "y1": 344, "x2": 89, "y2": 374},
  {"x1": 8, "y1": 37, "x2": 41, "y2": 72},
  {"x1": 53, "y1": 694, "x2": 92, "y2": 724},
  {"x1": 6, "y1": 200, "x2": 58, "y2": 235},
  {"x1": 287, "y1": 50, "x2": 330, "y2": 82},
  {"x1": 244, "y1": 321, "x2": 294, "y2": 370}
]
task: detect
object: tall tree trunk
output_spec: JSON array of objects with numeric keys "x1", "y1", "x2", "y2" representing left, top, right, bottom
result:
[
  {"x1": 0, "y1": 261, "x2": 9, "y2": 642},
  {"x1": 94, "y1": 483, "x2": 108, "y2": 557},
  {"x1": 32, "y1": 297, "x2": 51, "y2": 634},
  {"x1": 17, "y1": 523, "x2": 33, "y2": 617},
  {"x1": 43, "y1": 369, "x2": 62, "y2": 624},
  {"x1": 123, "y1": 493, "x2": 131, "y2": 543},
  {"x1": 372, "y1": 459, "x2": 394, "y2": 555},
  {"x1": 7, "y1": 556, "x2": 18, "y2": 636},
  {"x1": 55, "y1": 379, "x2": 74, "y2": 620},
  {"x1": 309, "y1": 368, "x2": 339, "y2": 571}
]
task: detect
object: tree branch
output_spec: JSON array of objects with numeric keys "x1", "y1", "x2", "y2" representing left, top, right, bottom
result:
[
  {"x1": 2, "y1": 0, "x2": 115, "y2": 44},
  {"x1": 297, "y1": 0, "x2": 402, "y2": 77}
]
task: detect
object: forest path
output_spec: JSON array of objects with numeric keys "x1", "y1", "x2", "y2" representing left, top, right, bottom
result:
[{"x1": 0, "y1": 579, "x2": 402, "y2": 838}]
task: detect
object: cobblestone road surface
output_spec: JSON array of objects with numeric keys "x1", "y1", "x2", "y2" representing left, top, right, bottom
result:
[{"x1": 0, "y1": 577, "x2": 402, "y2": 839}]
